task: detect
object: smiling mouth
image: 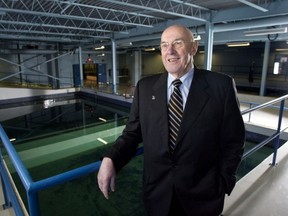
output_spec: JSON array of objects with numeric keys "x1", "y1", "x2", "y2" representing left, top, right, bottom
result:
[{"x1": 168, "y1": 57, "x2": 180, "y2": 62}]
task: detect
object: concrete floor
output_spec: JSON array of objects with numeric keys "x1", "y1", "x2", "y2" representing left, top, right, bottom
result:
[
  {"x1": 0, "y1": 178, "x2": 17, "y2": 216},
  {"x1": 223, "y1": 141, "x2": 288, "y2": 216}
]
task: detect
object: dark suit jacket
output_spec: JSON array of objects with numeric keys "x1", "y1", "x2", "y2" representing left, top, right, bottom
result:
[{"x1": 106, "y1": 68, "x2": 245, "y2": 216}]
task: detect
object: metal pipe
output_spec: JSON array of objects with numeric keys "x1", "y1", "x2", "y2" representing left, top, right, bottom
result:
[
  {"x1": 260, "y1": 41, "x2": 270, "y2": 96},
  {"x1": 111, "y1": 38, "x2": 117, "y2": 94},
  {"x1": 204, "y1": 22, "x2": 214, "y2": 70},
  {"x1": 0, "y1": 125, "x2": 33, "y2": 190},
  {"x1": 271, "y1": 100, "x2": 286, "y2": 165}
]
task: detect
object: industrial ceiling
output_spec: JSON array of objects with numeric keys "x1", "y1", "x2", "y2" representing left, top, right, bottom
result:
[{"x1": 0, "y1": 0, "x2": 288, "y2": 51}]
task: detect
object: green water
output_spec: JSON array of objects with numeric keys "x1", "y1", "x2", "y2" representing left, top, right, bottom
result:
[
  {"x1": 9, "y1": 143, "x2": 145, "y2": 216},
  {"x1": 237, "y1": 142, "x2": 274, "y2": 179}
]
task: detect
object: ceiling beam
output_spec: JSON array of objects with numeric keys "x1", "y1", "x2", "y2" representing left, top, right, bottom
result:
[
  {"x1": 99, "y1": 0, "x2": 209, "y2": 22},
  {"x1": 0, "y1": 7, "x2": 154, "y2": 29},
  {"x1": 237, "y1": 0, "x2": 268, "y2": 12},
  {"x1": 170, "y1": 0, "x2": 210, "y2": 11}
]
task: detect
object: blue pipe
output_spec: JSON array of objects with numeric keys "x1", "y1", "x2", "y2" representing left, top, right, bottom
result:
[
  {"x1": 30, "y1": 161, "x2": 101, "y2": 192},
  {"x1": 0, "y1": 125, "x2": 33, "y2": 191},
  {"x1": 0, "y1": 167, "x2": 11, "y2": 209},
  {"x1": 27, "y1": 147, "x2": 144, "y2": 193},
  {"x1": 271, "y1": 100, "x2": 285, "y2": 165}
]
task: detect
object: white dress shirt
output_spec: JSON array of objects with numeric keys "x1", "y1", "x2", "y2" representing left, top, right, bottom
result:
[{"x1": 167, "y1": 67, "x2": 194, "y2": 111}]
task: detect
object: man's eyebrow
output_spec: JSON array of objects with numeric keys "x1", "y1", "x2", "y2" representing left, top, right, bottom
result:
[{"x1": 161, "y1": 38, "x2": 183, "y2": 43}]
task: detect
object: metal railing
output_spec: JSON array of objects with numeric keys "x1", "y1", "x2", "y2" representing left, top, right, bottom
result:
[
  {"x1": 0, "y1": 94, "x2": 287, "y2": 216},
  {"x1": 240, "y1": 94, "x2": 288, "y2": 165}
]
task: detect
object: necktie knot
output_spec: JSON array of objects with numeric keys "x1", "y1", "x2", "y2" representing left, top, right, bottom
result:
[{"x1": 172, "y1": 79, "x2": 182, "y2": 88}]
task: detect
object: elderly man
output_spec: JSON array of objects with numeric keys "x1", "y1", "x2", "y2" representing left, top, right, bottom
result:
[{"x1": 97, "y1": 24, "x2": 245, "y2": 216}]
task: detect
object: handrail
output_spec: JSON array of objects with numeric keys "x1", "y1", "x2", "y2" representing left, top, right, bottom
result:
[
  {"x1": 0, "y1": 94, "x2": 287, "y2": 215},
  {"x1": 241, "y1": 94, "x2": 288, "y2": 115},
  {"x1": 240, "y1": 94, "x2": 288, "y2": 165},
  {"x1": 0, "y1": 125, "x2": 33, "y2": 190},
  {"x1": 242, "y1": 126, "x2": 288, "y2": 160}
]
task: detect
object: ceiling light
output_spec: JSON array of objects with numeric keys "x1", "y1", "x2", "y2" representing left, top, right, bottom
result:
[
  {"x1": 244, "y1": 27, "x2": 287, "y2": 36},
  {"x1": 227, "y1": 42, "x2": 250, "y2": 47},
  {"x1": 193, "y1": 34, "x2": 201, "y2": 41},
  {"x1": 94, "y1": 46, "x2": 105, "y2": 50},
  {"x1": 275, "y1": 48, "x2": 288, "y2": 52},
  {"x1": 118, "y1": 42, "x2": 133, "y2": 47},
  {"x1": 144, "y1": 47, "x2": 156, "y2": 51}
]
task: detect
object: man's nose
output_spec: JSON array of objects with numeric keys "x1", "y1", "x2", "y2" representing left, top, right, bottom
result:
[{"x1": 166, "y1": 44, "x2": 176, "y2": 53}]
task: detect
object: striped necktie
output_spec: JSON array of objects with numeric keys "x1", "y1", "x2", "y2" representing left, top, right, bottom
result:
[{"x1": 168, "y1": 79, "x2": 183, "y2": 154}]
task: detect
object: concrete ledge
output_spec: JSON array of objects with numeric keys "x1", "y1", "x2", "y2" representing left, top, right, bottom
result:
[{"x1": 223, "y1": 141, "x2": 288, "y2": 216}]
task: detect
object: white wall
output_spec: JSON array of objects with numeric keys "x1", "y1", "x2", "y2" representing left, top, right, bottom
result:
[{"x1": 0, "y1": 87, "x2": 77, "y2": 100}]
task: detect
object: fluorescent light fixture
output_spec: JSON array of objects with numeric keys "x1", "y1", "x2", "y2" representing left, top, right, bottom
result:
[
  {"x1": 273, "y1": 62, "x2": 280, "y2": 75},
  {"x1": 94, "y1": 46, "x2": 105, "y2": 50},
  {"x1": 227, "y1": 42, "x2": 250, "y2": 47},
  {"x1": 244, "y1": 27, "x2": 287, "y2": 36},
  {"x1": 193, "y1": 34, "x2": 201, "y2": 41},
  {"x1": 9, "y1": 138, "x2": 16, "y2": 142},
  {"x1": 118, "y1": 42, "x2": 133, "y2": 47},
  {"x1": 275, "y1": 48, "x2": 288, "y2": 52},
  {"x1": 144, "y1": 47, "x2": 156, "y2": 51}
]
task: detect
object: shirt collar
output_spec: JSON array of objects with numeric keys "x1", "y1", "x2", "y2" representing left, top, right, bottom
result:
[{"x1": 168, "y1": 67, "x2": 194, "y2": 89}]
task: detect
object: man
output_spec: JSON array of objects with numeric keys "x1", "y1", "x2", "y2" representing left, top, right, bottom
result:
[{"x1": 97, "y1": 24, "x2": 245, "y2": 216}]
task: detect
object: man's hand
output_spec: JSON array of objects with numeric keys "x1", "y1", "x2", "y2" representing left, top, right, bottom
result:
[{"x1": 97, "y1": 157, "x2": 116, "y2": 199}]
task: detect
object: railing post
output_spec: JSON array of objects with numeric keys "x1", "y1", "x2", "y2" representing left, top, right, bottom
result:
[
  {"x1": 271, "y1": 100, "x2": 285, "y2": 166},
  {"x1": 0, "y1": 146, "x2": 11, "y2": 209},
  {"x1": 0, "y1": 173, "x2": 11, "y2": 209},
  {"x1": 27, "y1": 189, "x2": 41, "y2": 216},
  {"x1": 248, "y1": 103, "x2": 252, "y2": 122},
  {"x1": 0, "y1": 164, "x2": 24, "y2": 215}
]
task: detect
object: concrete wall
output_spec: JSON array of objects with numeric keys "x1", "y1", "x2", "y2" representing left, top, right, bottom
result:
[{"x1": 0, "y1": 87, "x2": 77, "y2": 101}]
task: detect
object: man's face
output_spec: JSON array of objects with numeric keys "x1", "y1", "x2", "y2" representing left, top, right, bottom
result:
[{"x1": 160, "y1": 26, "x2": 197, "y2": 78}]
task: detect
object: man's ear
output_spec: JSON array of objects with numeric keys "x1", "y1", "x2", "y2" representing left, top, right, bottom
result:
[{"x1": 191, "y1": 41, "x2": 198, "y2": 55}]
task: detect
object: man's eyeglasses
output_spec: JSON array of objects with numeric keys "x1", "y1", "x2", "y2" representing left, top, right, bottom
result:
[{"x1": 160, "y1": 39, "x2": 192, "y2": 51}]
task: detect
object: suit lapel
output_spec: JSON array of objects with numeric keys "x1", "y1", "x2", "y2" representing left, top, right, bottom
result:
[
  {"x1": 151, "y1": 73, "x2": 170, "y2": 149},
  {"x1": 149, "y1": 70, "x2": 210, "y2": 153},
  {"x1": 177, "y1": 69, "x2": 210, "y2": 143}
]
